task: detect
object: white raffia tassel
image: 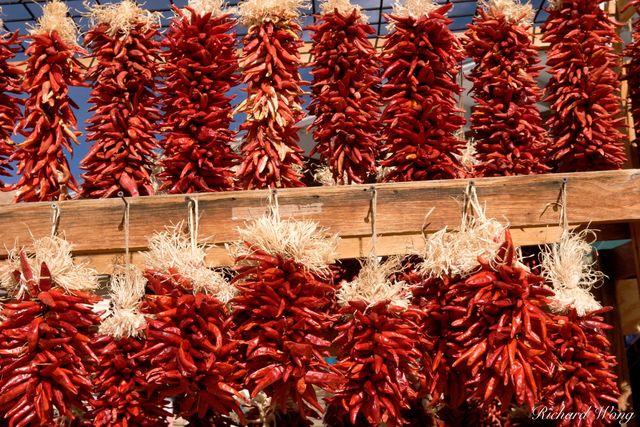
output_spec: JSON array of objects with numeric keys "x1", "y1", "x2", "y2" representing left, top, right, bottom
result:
[
  {"x1": 237, "y1": 0, "x2": 307, "y2": 26},
  {"x1": 187, "y1": 0, "x2": 229, "y2": 17},
  {"x1": 85, "y1": 0, "x2": 161, "y2": 37},
  {"x1": 338, "y1": 257, "x2": 411, "y2": 309},
  {"x1": 143, "y1": 224, "x2": 235, "y2": 303},
  {"x1": 231, "y1": 211, "x2": 339, "y2": 277},
  {"x1": 420, "y1": 197, "x2": 506, "y2": 278},
  {"x1": 541, "y1": 230, "x2": 603, "y2": 316},
  {"x1": 392, "y1": 0, "x2": 438, "y2": 19},
  {"x1": 483, "y1": 0, "x2": 534, "y2": 24},
  {"x1": 30, "y1": 0, "x2": 78, "y2": 46},
  {"x1": 320, "y1": 0, "x2": 366, "y2": 21},
  {"x1": 0, "y1": 236, "x2": 98, "y2": 299},
  {"x1": 100, "y1": 265, "x2": 147, "y2": 338}
]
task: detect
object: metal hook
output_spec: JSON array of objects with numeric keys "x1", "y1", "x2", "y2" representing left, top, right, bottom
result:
[
  {"x1": 367, "y1": 186, "x2": 378, "y2": 259},
  {"x1": 539, "y1": 178, "x2": 569, "y2": 231},
  {"x1": 117, "y1": 192, "x2": 131, "y2": 265},
  {"x1": 185, "y1": 196, "x2": 199, "y2": 250}
]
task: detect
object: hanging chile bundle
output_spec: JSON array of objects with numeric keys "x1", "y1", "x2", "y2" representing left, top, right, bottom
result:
[
  {"x1": 0, "y1": 23, "x2": 21, "y2": 189},
  {"x1": 324, "y1": 258, "x2": 428, "y2": 427},
  {"x1": 138, "y1": 225, "x2": 243, "y2": 424},
  {"x1": 80, "y1": 0, "x2": 162, "y2": 198},
  {"x1": 88, "y1": 265, "x2": 170, "y2": 427},
  {"x1": 307, "y1": 0, "x2": 381, "y2": 184},
  {"x1": 235, "y1": 0, "x2": 307, "y2": 189},
  {"x1": 540, "y1": 231, "x2": 620, "y2": 426},
  {"x1": 230, "y1": 211, "x2": 341, "y2": 424},
  {"x1": 159, "y1": 0, "x2": 240, "y2": 194},
  {"x1": 11, "y1": 1, "x2": 84, "y2": 202},
  {"x1": 0, "y1": 237, "x2": 100, "y2": 425},
  {"x1": 408, "y1": 189, "x2": 556, "y2": 423},
  {"x1": 625, "y1": 0, "x2": 640, "y2": 160},
  {"x1": 542, "y1": 0, "x2": 626, "y2": 171},
  {"x1": 379, "y1": 0, "x2": 466, "y2": 182},
  {"x1": 464, "y1": 0, "x2": 550, "y2": 176}
]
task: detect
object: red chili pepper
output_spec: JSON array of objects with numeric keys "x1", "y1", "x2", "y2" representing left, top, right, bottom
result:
[
  {"x1": 138, "y1": 268, "x2": 244, "y2": 424},
  {"x1": 0, "y1": 253, "x2": 100, "y2": 426},
  {"x1": 380, "y1": 5, "x2": 466, "y2": 182},
  {"x1": 11, "y1": 30, "x2": 85, "y2": 202},
  {"x1": 80, "y1": 18, "x2": 162, "y2": 198},
  {"x1": 235, "y1": 10, "x2": 307, "y2": 189},
  {"x1": 159, "y1": 5, "x2": 240, "y2": 194},
  {"x1": 463, "y1": 5, "x2": 550, "y2": 176},
  {"x1": 231, "y1": 249, "x2": 337, "y2": 423},
  {"x1": 541, "y1": 308, "x2": 620, "y2": 427},
  {"x1": 0, "y1": 30, "x2": 22, "y2": 189},
  {"x1": 307, "y1": 7, "x2": 381, "y2": 184},
  {"x1": 542, "y1": 0, "x2": 626, "y2": 171},
  {"x1": 325, "y1": 300, "x2": 427, "y2": 427}
]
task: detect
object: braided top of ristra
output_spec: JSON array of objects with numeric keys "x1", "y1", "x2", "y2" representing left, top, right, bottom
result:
[{"x1": 30, "y1": 0, "x2": 78, "y2": 45}]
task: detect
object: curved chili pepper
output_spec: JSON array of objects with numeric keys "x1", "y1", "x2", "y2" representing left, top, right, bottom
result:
[
  {"x1": 159, "y1": 5, "x2": 240, "y2": 194},
  {"x1": 464, "y1": 6, "x2": 550, "y2": 176},
  {"x1": 80, "y1": 19, "x2": 162, "y2": 198},
  {"x1": 380, "y1": 5, "x2": 466, "y2": 182},
  {"x1": 231, "y1": 248, "x2": 338, "y2": 422},
  {"x1": 0, "y1": 30, "x2": 22, "y2": 189},
  {"x1": 0, "y1": 254, "x2": 100, "y2": 426},
  {"x1": 11, "y1": 31, "x2": 85, "y2": 202},
  {"x1": 307, "y1": 7, "x2": 381, "y2": 184},
  {"x1": 235, "y1": 13, "x2": 306, "y2": 189},
  {"x1": 542, "y1": 0, "x2": 626, "y2": 171}
]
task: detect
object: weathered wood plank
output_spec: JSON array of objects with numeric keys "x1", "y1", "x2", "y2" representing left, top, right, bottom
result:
[{"x1": 2, "y1": 170, "x2": 638, "y2": 270}]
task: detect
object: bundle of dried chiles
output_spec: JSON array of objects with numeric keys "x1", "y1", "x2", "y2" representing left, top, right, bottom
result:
[
  {"x1": 625, "y1": 0, "x2": 640, "y2": 156},
  {"x1": 325, "y1": 258, "x2": 427, "y2": 427},
  {"x1": 539, "y1": 231, "x2": 620, "y2": 427},
  {"x1": 380, "y1": 0, "x2": 465, "y2": 182},
  {"x1": 159, "y1": 0, "x2": 240, "y2": 194},
  {"x1": 138, "y1": 226, "x2": 243, "y2": 424},
  {"x1": 464, "y1": 0, "x2": 549, "y2": 176},
  {"x1": 307, "y1": 0, "x2": 381, "y2": 184},
  {"x1": 231, "y1": 213, "x2": 340, "y2": 424},
  {"x1": 87, "y1": 266, "x2": 169, "y2": 427},
  {"x1": 80, "y1": 0, "x2": 162, "y2": 198},
  {"x1": 235, "y1": 0, "x2": 307, "y2": 189},
  {"x1": 0, "y1": 27, "x2": 21, "y2": 188},
  {"x1": 0, "y1": 237, "x2": 100, "y2": 426},
  {"x1": 11, "y1": 1, "x2": 84, "y2": 202},
  {"x1": 542, "y1": 0, "x2": 626, "y2": 171}
]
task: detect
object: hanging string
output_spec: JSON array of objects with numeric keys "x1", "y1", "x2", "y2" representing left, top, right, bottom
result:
[
  {"x1": 50, "y1": 203, "x2": 60, "y2": 238},
  {"x1": 187, "y1": 197, "x2": 199, "y2": 252},
  {"x1": 369, "y1": 186, "x2": 378, "y2": 260},
  {"x1": 269, "y1": 188, "x2": 280, "y2": 220},
  {"x1": 461, "y1": 181, "x2": 476, "y2": 231},
  {"x1": 118, "y1": 192, "x2": 131, "y2": 267},
  {"x1": 559, "y1": 177, "x2": 569, "y2": 232}
]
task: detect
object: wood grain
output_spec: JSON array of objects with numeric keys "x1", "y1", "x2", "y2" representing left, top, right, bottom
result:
[{"x1": 2, "y1": 170, "x2": 639, "y2": 272}]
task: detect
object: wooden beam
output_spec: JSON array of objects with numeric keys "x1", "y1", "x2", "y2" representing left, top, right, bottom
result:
[{"x1": 1, "y1": 170, "x2": 640, "y2": 272}]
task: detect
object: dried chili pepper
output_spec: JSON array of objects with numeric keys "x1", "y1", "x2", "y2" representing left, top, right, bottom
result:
[
  {"x1": 235, "y1": 0, "x2": 307, "y2": 189},
  {"x1": 11, "y1": 1, "x2": 84, "y2": 202},
  {"x1": 80, "y1": 1, "x2": 162, "y2": 198},
  {"x1": 625, "y1": 0, "x2": 640, "y2": 156},
  {"x1": 0, "y1": 29, "x2": 21, "y2": 189},
  {"x1": 380, "y1": 2, "x2": 465, "y2": 182},
  {"x1": 446, "y1": 231, "x2": 556, "y2": 413},
  {"x1": 307, "y1": 0, "x2": 381, "y2": 184},
  {"x1": 137, "y1": 229, "x2": 244, "y2": 424},
  {"x1": 0, "y1": 238, "x2": 100, "y2": 426},
  {"x1": 464, "y1": 0, "x2": 549, "y2": 176},
  {"x1": 541, "y1": 308, "x2": 620, "y2": 427},
  {"x1": 231, "y1": 214, "x2": 340, "y2": 423},
  {"x1": 159, "y1": 2, "x2": 240, "y2": 194},
  {"x1": 86, "y1": 267, "x2": 169, "y2": 427},
  {"x1": 542, "y1": 0, "x2": 626, "y2": 171},
  {"x1": 325, "y1": 300, "x2": 426, "y2": 427}
]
